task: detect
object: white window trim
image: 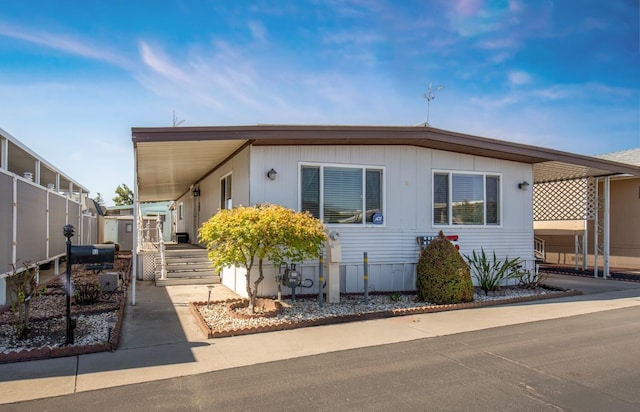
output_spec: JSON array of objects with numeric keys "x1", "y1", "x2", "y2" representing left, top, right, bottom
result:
[
  {"x1": 432, "y1": 169, "x2": 503, "y2": 228},
  {"x1": 220, "y1": 172, "x2": 232, "y2": 210},
  {"x1": 178, "y1": 202, "x2": 184, "y2": 220},
  {"x1": 299, "y1": 162, "x2": 387, "y2": 227}
]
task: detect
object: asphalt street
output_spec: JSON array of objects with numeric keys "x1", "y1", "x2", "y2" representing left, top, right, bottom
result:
[{"x1": 5, "y1": 305, "x2": 639, "y2": 412}]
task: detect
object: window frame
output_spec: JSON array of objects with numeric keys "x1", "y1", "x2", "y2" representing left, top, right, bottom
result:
[
  {"x1": 220, "y1": 172, "x2": 232, "y2": 210},
  {"x1": 299, "y1": 162, "x2": 386, "y2": 227},
  {"x1": 432, "y1": 170, "x2": 503, "y2": 227}
]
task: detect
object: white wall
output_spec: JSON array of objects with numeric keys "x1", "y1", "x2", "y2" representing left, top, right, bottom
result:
[
  {"x1": 174, "y1": 146, "x2": 251, "y2": 245},
  {"x1": 218, "y1": 144, "x2": 535, "y2": 296},
  {"x1": 250, "y1": 145, "x2": 534, "y2": 260},
  {"x1": 190, "y1": 146, "x2": 534, "y2": 295}
]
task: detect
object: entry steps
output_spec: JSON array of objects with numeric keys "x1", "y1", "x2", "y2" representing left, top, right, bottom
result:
[{"x1": 155, "y1": 247, "x2": 221, "y2": 286}]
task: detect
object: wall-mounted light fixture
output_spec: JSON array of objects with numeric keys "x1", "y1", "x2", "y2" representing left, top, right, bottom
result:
[
  {"x1": 267, "y1": 168, "x2": 278, "y2": 180},
  {"x1": 192, "y1": 185, "x2": 201, "y2": 197},
  {"x1": 518, "y1": 181, "x2": 530, "y2": 191}
]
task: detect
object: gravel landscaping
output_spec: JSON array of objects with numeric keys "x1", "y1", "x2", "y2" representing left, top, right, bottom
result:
[
  {"x1": 192, "y1": 286, "x2": 577, "y2": 338},
  {"x1": 1, "y1": 260, "x2": 577, "y2": 362},
  {"x1": 0, "y1": 257, "x2": 130, "y2": 362}
]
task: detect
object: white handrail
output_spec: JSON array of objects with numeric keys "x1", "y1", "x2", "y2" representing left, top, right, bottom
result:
[
  {"x1": 534, "y1": 236, "x2": 546, "y2": 262},
  {"x1": 157, "y1": 218, "x2": 167, "y2": 280}
]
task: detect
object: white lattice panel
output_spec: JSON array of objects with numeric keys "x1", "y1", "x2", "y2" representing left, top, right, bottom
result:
[
  {"x1": 533, "y1": 178, "x2": 597, "y2": 221},
  {"x1": 141, "y1": 252, "x2": 157, "y2": 280},
  {"x1": 586, "y1": 177, "x2": 597, "y2": 220}
]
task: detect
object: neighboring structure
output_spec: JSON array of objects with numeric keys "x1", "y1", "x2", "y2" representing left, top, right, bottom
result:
[
  {"x1": 534, "y1": 148, "x2": 640, "y2": 270},
  {"x1": 131, "y1": 125, "x2": 640, "y2": 300},
  {"x1": 0, "y1": 128, "x2": 96, "y2": 305},
  {"x1": 102, "y1": 202, "x2": 171, "y2": 252}
]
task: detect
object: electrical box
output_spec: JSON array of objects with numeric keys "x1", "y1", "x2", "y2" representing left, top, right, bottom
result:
[{"x1": 100, "y1": 272, "x2": 119, "y2": 292}]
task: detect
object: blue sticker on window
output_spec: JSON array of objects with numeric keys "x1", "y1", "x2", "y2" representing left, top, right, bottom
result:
[{"x1": 372, "y1": 213, "x2": 383, "y2": 224}]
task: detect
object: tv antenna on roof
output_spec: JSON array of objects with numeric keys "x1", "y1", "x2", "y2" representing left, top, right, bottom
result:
[
  {"x1": 172, "y1": 110, "x2": 185, "y2": 127},
  {"x1": 423, "y1": 82, "x2": 444, "y2": 127}
]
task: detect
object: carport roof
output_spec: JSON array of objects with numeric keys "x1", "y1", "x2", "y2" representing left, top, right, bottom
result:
[{"x1": 132, "y1": 125, "x2": 640, "y2": 202}]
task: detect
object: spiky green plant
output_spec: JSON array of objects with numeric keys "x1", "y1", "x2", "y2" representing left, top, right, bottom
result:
[{"x1": 464, "y1": 248, "x2": 522, "y2": 295}]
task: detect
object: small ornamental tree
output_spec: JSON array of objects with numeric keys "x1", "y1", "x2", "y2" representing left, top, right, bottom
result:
[
  {"x1": 198, "y1": 204, "x2": 327, "y2": 312},
  {"x1": 7, "y1": 262, "x2": 42, "y2": 339}
]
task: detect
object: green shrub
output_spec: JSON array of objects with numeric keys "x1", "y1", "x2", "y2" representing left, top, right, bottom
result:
[
  {"x1": 464, "y1": 248, "x2": 522, "y2": 295},
  {"x1": 416, "y1": 231, "x2": 474, "y2": 304},
  {"x1": 388, "y1": 292, "x2": 403, "y2": 302},
  {"x1": 517, "y1": 267, "x2": 547, "y2": 289},
  {"x1": 6, "y1": 262, "x2": 43, "y2": 339},
  {"x1": 74, "y1": 282, "x2": 102, "y2": 305}
]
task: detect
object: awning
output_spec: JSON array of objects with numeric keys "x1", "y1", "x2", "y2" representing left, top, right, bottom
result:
[{"x1": 132, "y1": 125, "x2": 640, "y2": 202}]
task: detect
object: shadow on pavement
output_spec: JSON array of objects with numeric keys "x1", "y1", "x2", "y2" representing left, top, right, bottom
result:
[{"x1": 0, "y1": 280, "x2": 219, "y2": 381}]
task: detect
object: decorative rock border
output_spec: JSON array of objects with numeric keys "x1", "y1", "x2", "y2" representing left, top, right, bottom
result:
[
  {"x1": 0, "y1": 302, "x2": 125, "y2": 364},
  {"x1": 190, "y1": 289, "x2": 582, "y2": 339},
  {"x1": 227, "y1": 298, "x2": 283, "y2": 319}
]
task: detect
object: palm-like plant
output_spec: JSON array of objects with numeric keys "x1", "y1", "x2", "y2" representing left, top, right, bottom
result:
[{"x1": 464, "y1": 248, "x2": 522, "y2": 295}]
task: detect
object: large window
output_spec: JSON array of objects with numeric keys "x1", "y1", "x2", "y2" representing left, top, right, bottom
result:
[
  {"x1": 301, "y1": 164, "x2": 384, "y2": 225},
  {"x1": 433, "y1": 171, "x2": 501, "y2": 226}
]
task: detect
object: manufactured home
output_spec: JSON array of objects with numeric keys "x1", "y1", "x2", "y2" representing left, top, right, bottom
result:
[{"x1": 132, "y1": 125, "x2": 640, "y2": 300}]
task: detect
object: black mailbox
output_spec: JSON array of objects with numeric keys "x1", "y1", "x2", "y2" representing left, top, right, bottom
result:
[{"x1": 70, "y1": 244, "x2": 115, "y2": 265}]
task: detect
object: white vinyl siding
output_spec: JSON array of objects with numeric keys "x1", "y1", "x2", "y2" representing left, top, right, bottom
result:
[{"x1": 244, "y1": 145, "x2": 533, "y2": 294}]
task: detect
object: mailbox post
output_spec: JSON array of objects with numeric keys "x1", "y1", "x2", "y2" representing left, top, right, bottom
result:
[
  {"x1": 63, "y1": 224, "x2": 75, "y2": 345},
  {"x1": 326, "y1": 231, "x2": 341, "y2": 303}
]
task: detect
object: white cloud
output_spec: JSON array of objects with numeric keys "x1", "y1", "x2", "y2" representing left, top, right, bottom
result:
[
  {"x1": 478, "y1": 38, "x2": 515, "y2": 50},
  {"x1": 533, "y1": 85, "x2": 575, "y2": 100},
  {"x1": 469, "y1": 94, "x2": 519, "y2": 109},
  {"x1": 0, "y1": 22, "x2": 130, "y2": 69},
  {"x1": 139, "y1": 41, "x2": 190, "y2": 83},
  {"x1": 507, "y1": 70, "x2": 532, "y2": 87},
  {"x1": 248, "y1": 20, "x2": 267, "y2": 42}
]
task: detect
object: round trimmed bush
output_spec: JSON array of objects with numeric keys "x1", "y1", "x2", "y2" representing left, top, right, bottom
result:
[{"x1": 416, "y1": 231, "x2": 474, "y2": 304}]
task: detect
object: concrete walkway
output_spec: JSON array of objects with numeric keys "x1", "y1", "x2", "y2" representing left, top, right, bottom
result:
[{"x1": 1, "y1": 273, "x2": 640, "y2": 405}]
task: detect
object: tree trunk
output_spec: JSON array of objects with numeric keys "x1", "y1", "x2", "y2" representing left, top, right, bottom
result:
[
  {"x1": 245, "y1": 262, "x2": 256, "y2": 312},
  {"x1": 247, "y1": 258, "x2": 266, "y2": 313}
]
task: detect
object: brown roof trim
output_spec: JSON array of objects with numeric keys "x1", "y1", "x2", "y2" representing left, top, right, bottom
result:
[{"x1": 131, "y1": 125, "x2": 640, "y2": 176}]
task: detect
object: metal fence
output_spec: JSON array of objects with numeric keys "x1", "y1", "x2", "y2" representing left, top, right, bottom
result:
[{"x1": 0, "y1": 169, "x2": 96, "y2": 278}]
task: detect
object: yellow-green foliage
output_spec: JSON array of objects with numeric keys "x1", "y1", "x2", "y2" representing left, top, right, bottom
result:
[
  {"x1": 416, "y1": 231, "x2": 474, "y2": 305},
  {"x1": 7, "y1": 262, "x2": 42, "y2": 339},
  {"x1": 198, "y1": 204, "x2": 327, "y2": 311}
]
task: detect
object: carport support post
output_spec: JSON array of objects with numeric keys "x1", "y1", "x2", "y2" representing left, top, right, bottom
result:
[
  {"x1": 63, "y1": 224, "x2": 75, "y2": 345},
  {"x1": 593, "y1": 177, "x2": 600, "y2": 278},
  {"x1": 603, "y1": 176, "x2": 610, "y2": 278}
]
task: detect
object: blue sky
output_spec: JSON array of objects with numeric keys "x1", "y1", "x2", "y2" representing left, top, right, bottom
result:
[{"x1": 1, "y1": 0, "x2": 638, "y2": 205}]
